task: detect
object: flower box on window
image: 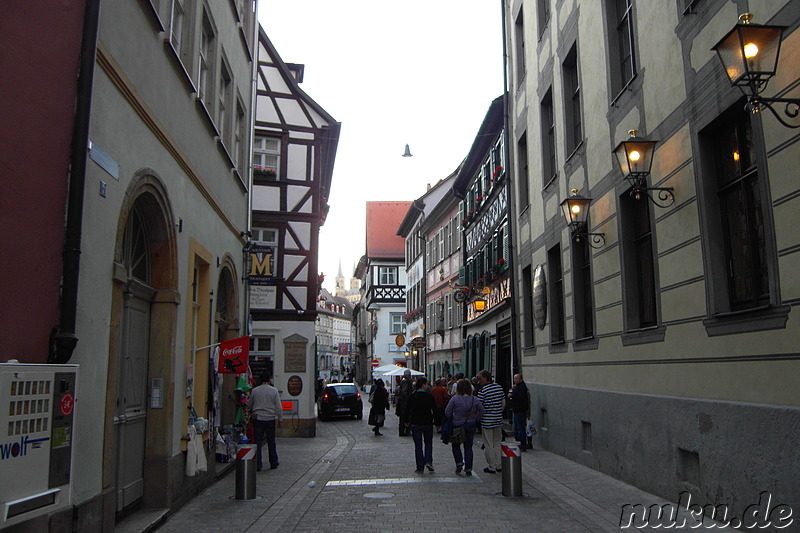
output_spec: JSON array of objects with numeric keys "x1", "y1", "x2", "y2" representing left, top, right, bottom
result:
[{"x1": 253, "y1": 166, "x2": 277, "y2": 179}]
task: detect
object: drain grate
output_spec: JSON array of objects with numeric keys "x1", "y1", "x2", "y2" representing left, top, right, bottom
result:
[{"x1": 363, "y1": 492, "x2": 395, "y2": 499}]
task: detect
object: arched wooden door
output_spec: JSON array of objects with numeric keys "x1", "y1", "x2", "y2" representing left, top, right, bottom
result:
[{"x1": 115, "y1": 204, "x2": 155, "y2": 512}]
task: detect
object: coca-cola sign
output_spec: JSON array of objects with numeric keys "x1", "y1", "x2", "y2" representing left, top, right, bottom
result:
[{"x1": 217, "y1": 336, "x2": 250, "y2": 374}]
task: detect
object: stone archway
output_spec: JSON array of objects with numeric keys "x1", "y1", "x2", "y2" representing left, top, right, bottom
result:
[
  {"x1": 212, "y1": 260, "x2": 241, "y2": 430},
  {"x1": 104, "y1": 172, "x2": 177, "y2": 517}
]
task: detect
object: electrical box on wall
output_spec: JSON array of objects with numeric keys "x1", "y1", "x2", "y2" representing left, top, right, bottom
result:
[{"x1": 0, "y1": 363, "x2": 78, "y2": 528}]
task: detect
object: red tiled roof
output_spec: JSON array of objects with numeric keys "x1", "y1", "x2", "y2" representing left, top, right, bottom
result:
[{"x1": 366, "y1": 201, "x2": 411, "y2": 258}]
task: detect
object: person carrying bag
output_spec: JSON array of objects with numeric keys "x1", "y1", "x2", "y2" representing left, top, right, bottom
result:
[
  {"x1": 444, "y1": 378, "x2": 485, "y2": 476},
  {"x1": 368, "y1": 379, "x2": 390, "y2": 436}
]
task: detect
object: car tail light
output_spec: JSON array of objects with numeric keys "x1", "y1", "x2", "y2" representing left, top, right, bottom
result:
[
  {"x1": 322, "y1": 393, "x2": 330, "y2": 403},
  {"x1": 356, "y1": 391, "x2": 361, "y2": 400}
]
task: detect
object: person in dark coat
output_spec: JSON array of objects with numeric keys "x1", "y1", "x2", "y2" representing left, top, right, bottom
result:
[
  {"x1": 395, "y1": 369, "x2": 414, "y2": 436},
  {"x1": 404, "y1": 377, "x2": 437, "y2": 473},
  {"x1": 368, "y1": 379, "x2": 390, "y2": 436},
  {"x1": 508, "y1": 373, "x2": 530, "y2": 451}
]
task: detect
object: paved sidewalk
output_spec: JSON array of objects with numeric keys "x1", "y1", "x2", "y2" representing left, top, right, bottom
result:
[{"x1": 121, "y1": 405, "x2": 736, "y2": 533}]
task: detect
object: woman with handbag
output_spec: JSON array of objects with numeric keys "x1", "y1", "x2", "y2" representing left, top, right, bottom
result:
[
  {"x1": 444, "y1": 378, "x2": 485, "y2": 476},
  {"x1": 367, "y1": 379, "x2": 390, "y2": 436}
]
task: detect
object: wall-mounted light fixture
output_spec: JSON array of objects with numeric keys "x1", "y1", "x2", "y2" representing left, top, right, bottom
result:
[
  {"x1": 613, "y1": 130, "x2": 675, "y2": 208},
  {"x1": 560, "y1": 189, "x2": 606, "y2": 249},
  {"x1": 472, "y1": 299, "x2": 487, "y2": 312},
  {"x1": 712, "y1": 13, "x2": 800, "y2": 129}
]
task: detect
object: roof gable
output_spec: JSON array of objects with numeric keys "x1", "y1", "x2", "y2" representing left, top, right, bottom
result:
[{"x1": 366, "y1": 201, "x2": 411, "y2": 258}]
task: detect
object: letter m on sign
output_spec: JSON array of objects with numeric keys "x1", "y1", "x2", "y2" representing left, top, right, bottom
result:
[{"x1": 248, "y1": 245, "x2": 273, "y2": 285}]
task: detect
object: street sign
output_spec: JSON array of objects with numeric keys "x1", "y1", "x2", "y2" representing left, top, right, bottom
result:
[{"x1": 371, "y1": 359, "x2": 380, "y2": 367}]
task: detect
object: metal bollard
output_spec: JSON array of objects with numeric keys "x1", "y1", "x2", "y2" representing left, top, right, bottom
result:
[
  {"x1": 235, "y1": 443, "x2": 257, "y2": 500},
  {"x1": 500, "y1": 442, "x2": 522, "y2": 497}
]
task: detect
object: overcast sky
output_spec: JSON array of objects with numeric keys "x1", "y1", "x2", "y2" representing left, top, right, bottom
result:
[{"x1": 257, "y1": 2, "x2": 504, "y2": 292}]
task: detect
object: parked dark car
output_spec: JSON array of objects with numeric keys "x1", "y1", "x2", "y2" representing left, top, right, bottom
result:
[{"x1": 317, "y1": 383, "x2": 363, "y2": 420}]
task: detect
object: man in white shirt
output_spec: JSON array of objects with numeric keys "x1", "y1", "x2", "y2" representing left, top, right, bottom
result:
[{"x1": 248, "y1": 372, "x2": 283, "y2": 471}]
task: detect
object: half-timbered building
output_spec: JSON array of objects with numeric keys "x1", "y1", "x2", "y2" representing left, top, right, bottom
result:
[
  {"x1": 355, "y1": 202, "x2": 412, "y2": 377},
  {"x1": 248, "y1": 28, "x2": 340, "y2": 437}
]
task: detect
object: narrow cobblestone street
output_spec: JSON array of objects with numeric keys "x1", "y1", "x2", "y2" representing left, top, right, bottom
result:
[{"x1": 120, "y1": 400, "x2": 737, "y2": 533}]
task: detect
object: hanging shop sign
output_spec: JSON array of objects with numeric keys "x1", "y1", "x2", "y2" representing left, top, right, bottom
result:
[
  {"x1": 465, "y1": 187, "x2": 507, "y2": 255},
  {"x1": 217, "y1": 336, "x2": 250, "y2": 374},
  {"x1": 466, "y1": 278, "x2": 511, "y2": 321},
  {"x1": 247, "y1": 244, "x2": 274, "y2": 285},
  {"x1": 533, "y1": 264, "x2": 547, "y2": 330}
]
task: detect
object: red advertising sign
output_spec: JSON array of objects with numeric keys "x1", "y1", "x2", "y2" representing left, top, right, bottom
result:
[
  {"x1": 217, "y1": 336, "x2": 250, "y2": 374},
  {"x1": 60, "y1": 393, "x2": 74, "y2": 416}
]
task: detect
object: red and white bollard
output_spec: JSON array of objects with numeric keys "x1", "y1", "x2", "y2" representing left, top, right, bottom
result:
[
  {"x1": 235, "y1": 443, "x2": 257, "y2": 500},
  {"x1": 500, "y1": 442, "x2": 522, "y2": 497}
]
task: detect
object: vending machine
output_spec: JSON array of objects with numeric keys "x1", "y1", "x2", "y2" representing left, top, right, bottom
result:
[{"x1": 0, "y1": 363, "x2": 78, "y2": 528}]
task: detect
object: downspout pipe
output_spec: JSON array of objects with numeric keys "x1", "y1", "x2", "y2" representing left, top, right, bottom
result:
[
  {"x1": 499, "y1": 0, "x2": 520, "y2": 379},
  {"x1": 50, "y1": 0, "x2": 101, "y2": 364}
]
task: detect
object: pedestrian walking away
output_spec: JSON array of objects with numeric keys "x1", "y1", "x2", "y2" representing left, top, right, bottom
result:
[
  {"x1": 368, "y1": 378, "x2": 390, "y2": 436},
  {"x1": 395, "y1": 369, "x2": 414, "y2": 436},
  {"x1": 509, "y1": 373, "x2": 530, "y2": 451},
  {"x1": 404, "y1": 377, "x2": 436, "y2": 473},
  {"x1": 444, "y1": 378, "x2": 485, "y2": 476},
  {"x1": 430, "y1": 378, "x2": 450, "y2": 431},
  {"x1": 247, "y1": 372, "x2": 283, "y2": 471},
  {"x1": 476, "y1": 369, "x2": 505, "y2": 474}
]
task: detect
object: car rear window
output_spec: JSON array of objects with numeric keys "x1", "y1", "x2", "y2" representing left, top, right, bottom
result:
[{"x1": 329, "y1": 384, "x2": 357, "y2": 395}]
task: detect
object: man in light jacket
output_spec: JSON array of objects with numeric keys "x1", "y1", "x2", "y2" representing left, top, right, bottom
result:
[{"x1": 248, "y1": 372, "x2": 283, "y2": 471}]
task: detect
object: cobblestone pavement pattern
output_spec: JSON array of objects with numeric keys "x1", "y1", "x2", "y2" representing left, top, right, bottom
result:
[{"x1": 123, "y1": 399, "x2": 736, "y2": 533}]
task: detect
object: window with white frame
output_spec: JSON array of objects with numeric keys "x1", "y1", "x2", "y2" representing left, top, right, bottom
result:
[
  {"x1": 390, "y1": 314, "x2": 405, "y2": 335},
  {"x1": 249, "y1": 335, "x2": 274, "y2": 354},
  {"x1": 218, "y1": 61, "x2": 231, "y2": 139},
  {"x1": 252, "y1": 227, "x2": 278, "y2": 245},
  {"x1": 378, "y1": 266, "x2": 397, "y2": 285},
  {"x1": 170, "y1": 0, "x2": 185, "y2": 53},
  {"x1": 233, "y1": 101, "x2": 245, "y2": 169},
  {"x1": 198, "y1": 12, "x2": 214, "y2": 101},
  {"x1": 253, "y1": 135, "x2": 280, "y2": 175}
]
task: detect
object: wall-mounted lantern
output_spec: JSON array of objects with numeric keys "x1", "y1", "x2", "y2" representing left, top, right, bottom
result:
[
  {"x1": 613, "y1": 130, "x2": 675, "y2": 208},
  {"x1": 712, "y1": 13, "x2": 800, "y2": 129},
  {"x1": 559, "y1": 190, "x2": 605, "y2": 249}
]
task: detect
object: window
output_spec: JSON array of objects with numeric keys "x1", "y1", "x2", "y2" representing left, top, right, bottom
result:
[
  {"x1": 563, "y1": 44, "x2": 582, "y2": 154},
  {"x1": 390, "y1": 314, "x2": 405, "y2": 335},
  {"x1": 217, "y1": 62, "x2": 231, "y2": 139},
  {"x1": 253, "y1": 136, "x2": 280, "y2": 175},
  {"x1": 517, "y1": 132, "x2": 529, "y2": 211},
  {"x1": 233, "y1": 101, "x2": 245, "y2": 169},
  {"x1": 378, "y1": 267, "x2": 398, "y2": 285},
  {"x1": 541, "y1": 88, "x2": 556, "y2": 186},
  {"x1": 252, "y1": 227, "x2": 278, "y2": 245},
  {"x1": 198, "y1": 12, "x2": 214, "y2": 101},
  {"x1": 249, "y1": 336, "x2": 274, "y2": 354},
  {"x1": 169, "y1": 0, "x2": 185, "y2": 53},
  {"x1": 537, "y1": 0, "x2": 550, "y2": 38},
  {"x1": 514, "y1": 9, "x2": 526, "y2": 85},
  {"x1": 620, "y1": 192, "x2": 657, "y2": 329},
  {"x1": 572, "y1": 238, "x2": 594, "y2": 339},
  {"x1": 702, "y1": 106, "x2": 769, "y2": 312},
  {"x1": 548, "y1": 244, "x2": 564, "y2": 343},
  {"x1": 607, "y1": 0, "x2": 636, "y2": 96}
]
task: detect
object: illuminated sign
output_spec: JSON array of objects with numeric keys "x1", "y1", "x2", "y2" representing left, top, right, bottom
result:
[{"x1": 466, "y1": 278, "x2": 511, "y2": 321}]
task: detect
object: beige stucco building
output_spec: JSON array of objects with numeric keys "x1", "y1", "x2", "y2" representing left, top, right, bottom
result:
[{"x1": 504, "y1": 0, "x2": 799, "y2": 519}]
